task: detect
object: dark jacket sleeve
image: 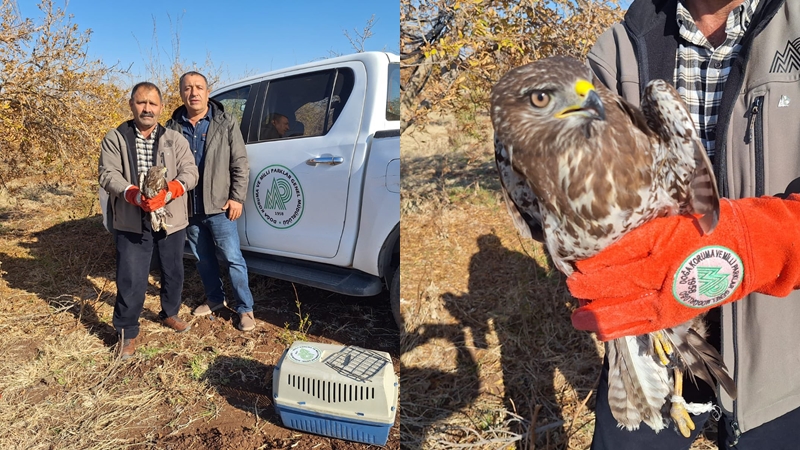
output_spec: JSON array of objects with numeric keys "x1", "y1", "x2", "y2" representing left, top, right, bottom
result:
[
  {"x1": 587, "y1": 23, "x2": 641, "y2": 106},
  {"x1": 227, "y1": 118, "x2": 249, "y2": 204}
]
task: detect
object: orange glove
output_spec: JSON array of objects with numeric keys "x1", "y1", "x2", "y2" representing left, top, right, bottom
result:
[
  {"x1": 140, "y1": 189, "x2": 166, "y2": 212},
  {"x1": 140, "y1": 181, "x2": 184, "y2": 213},
  {"x1": 165, "y1": 180, "x2": 185, "y2": 201},
  {"x1": 124, "y1": 186, "x2": 143, "y2": 206},
  {"x1": 567, "y1": 195, "x2": 800, "y2": 341}
]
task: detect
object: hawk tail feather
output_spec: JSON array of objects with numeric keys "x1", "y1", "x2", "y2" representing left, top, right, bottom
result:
[
  {"x1": 608, "y1": 336, "x2": 671, "y2": 433},
  {"x1": 665, "y1": 321, "x2": 736, "y2": 399}
]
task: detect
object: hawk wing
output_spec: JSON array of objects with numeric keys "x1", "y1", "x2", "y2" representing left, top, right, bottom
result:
[
  {"x1": 604, "y1": 80, "x2": 730, "y2": 434},
  {"x1": 141, "y1": 166, "x2": 168, "y2": 198},
  {"x1": 640, "y1": 79, "x2": 720, "y2": 233},
  {"x1": 494, "y1": 137, "x2": 544, "y2": 242}
]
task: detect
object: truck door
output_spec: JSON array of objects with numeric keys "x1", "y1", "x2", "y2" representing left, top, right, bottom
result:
[{"x1": 239, "y1": 63, "x2": 366, "y2": 259}]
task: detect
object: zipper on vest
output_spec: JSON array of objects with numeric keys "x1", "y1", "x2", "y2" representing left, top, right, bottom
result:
[
  {"x1": 160, "y1": 151, "x2": 168, "y2": 179},
  {"x1": 744, "y1": 96, "x2": 765, "y2": 196},
  {"x1": 728, "y1": 299, "x2": 741, "y2": 447},
  {"x1": 725, "y1": 416, "x2": 741, "y2": 447}
]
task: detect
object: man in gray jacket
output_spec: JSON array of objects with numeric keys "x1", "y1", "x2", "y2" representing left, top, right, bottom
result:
[
  {"x1": 564, "y1": 0, "x2": 800, "y2": 448},
  {"x1": 99, "y1": 82, "x2": 199, "y2": 359},
  {"x1": 166, "y1": 71, "x2": 256, "y2": 332}
]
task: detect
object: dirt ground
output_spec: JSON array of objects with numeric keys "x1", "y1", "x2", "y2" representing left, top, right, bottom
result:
[
  {"x1": 0, "y1": 182, "x2": 399, "y2": 450},
  {"x1": 117, "y1": 283, "x2": 401, "y2": 450}
]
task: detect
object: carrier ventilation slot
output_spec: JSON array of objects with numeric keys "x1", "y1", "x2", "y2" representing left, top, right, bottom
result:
[{"x1": 286, "y1": 374, "x2": 376, "y2": 403}]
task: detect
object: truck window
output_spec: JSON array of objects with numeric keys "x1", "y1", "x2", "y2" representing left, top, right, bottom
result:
[
  {"x1": 387, "y1": 63, "x2": 400, "y2": 121},
  {"x1": 256, "y1": 68, "x2": 354, "y2": 141},
  {"x1": 213, "y1": 85, "x2": 251, "y2": 129}
]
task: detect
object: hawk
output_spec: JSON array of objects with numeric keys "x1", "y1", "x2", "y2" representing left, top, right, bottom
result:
[
  {"x1": 490, "y1": 56, "x2": 735, "y2": 437},
  {"x1": 139, "y1": 165, "x2": 171, "y2": 232}
]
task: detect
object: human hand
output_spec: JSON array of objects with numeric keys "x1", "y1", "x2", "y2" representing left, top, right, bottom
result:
[
  {"x1": 567, "y1": 196, "x2": 800, "y2": 341},
  {"x1": 222, "y1": 199, "x2": 242, "y2": 221}
]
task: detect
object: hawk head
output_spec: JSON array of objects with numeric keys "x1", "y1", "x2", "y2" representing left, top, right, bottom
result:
[{"x1": 490, "y1": 57, "x2": 609, "y2": 160}]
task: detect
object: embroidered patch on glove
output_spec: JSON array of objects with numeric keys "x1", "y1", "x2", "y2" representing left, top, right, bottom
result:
[{"x1": 672, "y1": 246, "x2": 744, "y2": 308}]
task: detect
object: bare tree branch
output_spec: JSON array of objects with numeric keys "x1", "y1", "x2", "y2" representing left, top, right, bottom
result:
[{"x1": 344, "y1": 14, "x2": 377, "y2": 53}]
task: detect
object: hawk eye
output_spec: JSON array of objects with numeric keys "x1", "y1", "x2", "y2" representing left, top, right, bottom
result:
[{"x1": 530, "y1": 91, "x2": 550, "y2": 108}]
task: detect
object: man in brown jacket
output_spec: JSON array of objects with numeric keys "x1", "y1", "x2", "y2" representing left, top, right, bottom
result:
[{"x1": 99, "y1": 82, "x2": 199, "y2": 360}]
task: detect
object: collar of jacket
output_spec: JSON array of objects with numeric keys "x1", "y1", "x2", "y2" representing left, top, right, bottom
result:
[
  {"x1": 117, "y1": 119, "x2": 165, "y2": 139},
  {"x1": 622, "y1": 0, "x2": 681, "y2": 92},
  {"x1": 116, "y1": 120, "x2": 166, "y2": 184},
  {"x1": 622, "y1": 0, "x2": 784, "y2": 196}
]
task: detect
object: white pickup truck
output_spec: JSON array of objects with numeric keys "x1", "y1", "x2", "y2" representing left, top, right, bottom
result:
[{"x1": 102, "y1": 52, "x2": 401, "y2": 326}]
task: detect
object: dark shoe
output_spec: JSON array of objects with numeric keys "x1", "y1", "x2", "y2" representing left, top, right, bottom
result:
[
  {"x1": 120, "y1": 338, "x2": 136, "y2": 360},
  {"x1": 238, "y1": 312, "x2": 256, "y2": 331},
  {"x1": 162, "y1": 315, "x2": 191, "y2": 333}
]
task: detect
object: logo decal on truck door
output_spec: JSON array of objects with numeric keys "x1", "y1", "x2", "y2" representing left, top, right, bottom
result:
[{"x1": 253, "y1": 165, "x2": 305, "y2": 229}]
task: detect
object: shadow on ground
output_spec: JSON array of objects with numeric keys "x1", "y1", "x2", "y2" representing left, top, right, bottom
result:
[
  {"x1": 0, "y1": 214, "x2": 119, "y2": 346},
  {"x1": 0, "y1": 212, "x2": 399, "y2": 353},
  {"x1": 402, "y1": 231, "x2": 602, "y2": 447}
]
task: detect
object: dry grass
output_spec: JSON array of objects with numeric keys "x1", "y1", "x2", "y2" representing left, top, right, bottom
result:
[
  {"x1": 0, "y1": 179, "x2": 179, "y2": 449},
  {"x1": 399, "y1": 115, "x2": 718, "y2": 449},
  {"x1": 0, "y1": 175, "x2": 399, "y2": 449}
]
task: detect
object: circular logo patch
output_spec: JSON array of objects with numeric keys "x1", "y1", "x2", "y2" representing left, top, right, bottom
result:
[
  {"x1": 253, "y1": 165, "x2": 304, "y2": 229},
  {"x1": 288, "y1": 345, "x2": 321, "y2": 363},
  {"x1": 672, "y1": 246, "x2": 743, "y2": 308}
]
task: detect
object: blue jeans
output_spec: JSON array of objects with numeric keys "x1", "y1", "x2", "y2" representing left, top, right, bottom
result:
[{"x1": 186, "y1": 213, "x2": 254, "y2": 314}]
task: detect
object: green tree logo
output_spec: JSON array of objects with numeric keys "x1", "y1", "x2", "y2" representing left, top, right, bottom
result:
[
  {"x1": 697, "y1": 267, "x2": 729, "y2": 297},
  {"x1": 289, "y1": 345, "x2": 320, "y2": 363},
  {"x1": 263, "y1": 178, "x2": 293, "y2": 210},
  {"x1": 297, "y1": 348, "x2": 315, "y2": 361},
  {"x1": 253, "y1": 165, "x2": 305, "y2": 229}
]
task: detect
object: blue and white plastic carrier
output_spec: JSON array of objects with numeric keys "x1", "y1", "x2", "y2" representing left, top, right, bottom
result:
[{"x1": 272, "y1": 341, "x2": 399, "y2": 446}]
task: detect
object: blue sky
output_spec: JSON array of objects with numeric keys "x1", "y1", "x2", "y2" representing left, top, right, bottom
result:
[{"x1": 19, "y1": 0, "x2": 399, "y2": 86}]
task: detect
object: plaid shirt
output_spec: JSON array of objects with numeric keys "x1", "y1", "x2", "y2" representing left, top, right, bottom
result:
[
  {"x1": 134, "y1": 125, "x2": 157, "y2": 177},
  {"x1": 674, "y1": 0, "x2": 759, "y2": 159}
]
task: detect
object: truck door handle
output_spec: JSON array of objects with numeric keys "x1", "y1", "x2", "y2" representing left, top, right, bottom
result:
[{"x1": 306, "y1": 156, "x2": 344, "y2": 166}]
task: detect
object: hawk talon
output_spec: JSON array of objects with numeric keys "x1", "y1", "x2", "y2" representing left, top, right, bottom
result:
[
  {"x1": 670, "y1": 397, "x2": 695, "y2": 438},
  {"x1": 652, "y1": 331, "x2": 673, "y2": 366},
  {"x1": 670, "y1": 368, "x2": 694, "y2": 437}
]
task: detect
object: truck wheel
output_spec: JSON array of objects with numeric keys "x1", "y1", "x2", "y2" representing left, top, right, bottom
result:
[{"x1": 390, "y1": 265, "x2": 402, "y2": 331}]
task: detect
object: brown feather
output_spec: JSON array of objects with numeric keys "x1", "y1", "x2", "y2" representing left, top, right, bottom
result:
[
  {"x1": 490, "y1": 56, "x2": 730, "y2": 435},
  {"x1": 683, "y1": 324, "x2": 736, "y2": 398},
  {"x1": 139, "y1": 165, "x2": 172, "y2": 232}
]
